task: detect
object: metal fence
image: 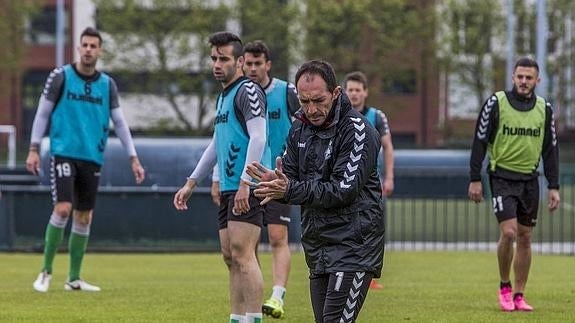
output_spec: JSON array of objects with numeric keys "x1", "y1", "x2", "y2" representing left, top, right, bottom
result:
[
  {"x1": 386, "y1": 172, "x2": 575, "y2": 255},
  {"x1": 1, "y1": 172, "x2": 573, "y2": 254},
  {"x1": 1, "y1": 138, "x2": 573, "y2": 255}
]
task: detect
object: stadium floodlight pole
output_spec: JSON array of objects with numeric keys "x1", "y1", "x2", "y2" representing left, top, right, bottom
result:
[
  {"x1": 505, "y1": 0, "x2": 515, "y2": 90},
  {"x1": 536, "y1": 0, "x2": 548, "y2": 98},
  {"x1": 55, "y1": 0, "x2": 65, "y2": 67}
]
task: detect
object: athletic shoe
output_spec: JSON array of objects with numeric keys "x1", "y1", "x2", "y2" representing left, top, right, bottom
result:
[
  {"x1": 64, "y1": 279, "x2": 101, "y2": 292},
  {"x1": 369, "y1": 279, "x2": 384, "y2": 289},
  {"x1": 513, "y1": 294, "x2": 533, "y2": 311},
  {"x1": 33, "y1": 271, "x2": 52, "y2": 292},
  {"x1": 498, "y1": 286, "x2": 514, "y2": 312},
  {"x1": 262, "y1": 297, "x2": 285, "y2": 319}
]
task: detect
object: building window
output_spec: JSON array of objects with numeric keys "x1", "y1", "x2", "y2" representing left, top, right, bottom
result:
[{"x1": 26, "y1": 7, "x2": 68, "y2": 45}]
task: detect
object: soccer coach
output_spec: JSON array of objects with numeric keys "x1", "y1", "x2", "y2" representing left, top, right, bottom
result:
[{"x1": 245, "y1": 60, "x2": 385, "y2": 322}]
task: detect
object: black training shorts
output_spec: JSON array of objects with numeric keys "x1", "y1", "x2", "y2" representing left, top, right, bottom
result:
[
  {"x1": 217, "y1": 191, "x2": 264, "y2": 229},
  {"x1": 50, "y1": 156, "x2": 101, "y2": 211},
  {"x1": 263, "y1": 200, "x2": 291, "y2": 226},
  {"x1": 489, "y1": 175, "x2": 540, "y2": 226}
]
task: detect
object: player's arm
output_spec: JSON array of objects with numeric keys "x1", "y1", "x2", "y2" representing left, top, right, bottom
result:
[
  {"x1": 187, "y1": 139, "x2": 218, "y2": 187},
  {"x1": 541, "y1": 101, "x2": 560, "y2": 210},
  {"x1": 26, "y1": 68, "x2": 64, "y2": 175},
  {"x1": 234, "y1": 81, "x2": 267, "y2": 213},
  {"x1": 377, "y1": 111, "x2": 394, "y2": 196},
  {"x1": 174, "y1": 139, "x2": 218, "y2": 210},
  {"x1": 236, "y1": 82, "x2": 268, "y2": 182},
  {"x1": 381, "y1": 132, "x2": 394, "y2": 196},
  {"x1": 468, "y1": 94, "x2": 499, "y2": 202},
  {"x1": 211, "y1": 164, "x2": 220, "y2": 206},
  {"x1": 109, "y1": 79, "x2": 144, "y2": 184},
  {"x1": 541, "y1": 102, "x2": 559, "y2": 190}
]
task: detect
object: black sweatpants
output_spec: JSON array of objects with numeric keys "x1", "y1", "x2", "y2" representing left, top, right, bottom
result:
[{"x1": 309, "y1": 271, "x2": 373, "y2": 323}]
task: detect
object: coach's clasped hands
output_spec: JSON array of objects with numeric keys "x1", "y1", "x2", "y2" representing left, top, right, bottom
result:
[{"x1": 244, "y1": 157, "x2": 289, "y2": 205}]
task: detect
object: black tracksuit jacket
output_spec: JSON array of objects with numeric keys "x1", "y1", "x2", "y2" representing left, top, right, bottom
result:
[{"x1": 281, "y1": 94, "x2": 385, "y2": 278}]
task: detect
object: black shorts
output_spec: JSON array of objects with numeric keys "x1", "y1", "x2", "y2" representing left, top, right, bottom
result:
[
  {"x1": 309, "y1": 271, "x2": 373, "y2": 323},
  {"x1": 50, "y1": 156, "x2": 101, "y2": 211},
  {"x1": 489, "y1": 175, "x2": 540, "y2": 226},
  {"x1": 263, "y1": 200, "x2": 291, "y2": 226},
  {"x1": 217, "y1": 192, "x2": 264, "y2": 229}
]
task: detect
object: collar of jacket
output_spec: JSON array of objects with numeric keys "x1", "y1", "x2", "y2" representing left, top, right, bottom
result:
[
  {"x1": 510, "y1": 86, "x2": 536, "y2": 104},
  {"x1": 507, "y1": 86, "x2": 537, "y2": 111}
]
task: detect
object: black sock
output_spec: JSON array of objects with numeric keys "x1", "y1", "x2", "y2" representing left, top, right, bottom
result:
[
  {"x1": 513, "y1": 292, "x2": 523, "y2": 300},
  {"x1": 500, "y1": 281, "x2": 512, "y2": 289}
]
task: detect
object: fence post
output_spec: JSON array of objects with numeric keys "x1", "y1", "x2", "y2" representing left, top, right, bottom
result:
[{"x1": 0, "y1": 125, "x2": 16, "y2": 169}]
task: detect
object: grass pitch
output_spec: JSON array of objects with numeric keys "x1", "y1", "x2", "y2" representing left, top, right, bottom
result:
[{"x1": 1, "y1": 251, "x2": 574, "y2": 322}]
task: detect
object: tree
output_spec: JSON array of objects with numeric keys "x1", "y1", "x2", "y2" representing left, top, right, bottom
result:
[
  {"x1": 438, "y1": 0, "x2": 505, "y2": 112},
  {"x1": 299, "y1": 0, "x2": 433, "y2": 107},
  {"x1": 93, "y1": 0, "x2": 229, "y2": 135},
  {"x1": 299, "y1": 0, "x2": 437, "y2": 145},
  {"x1": 237, "y1": 0, "x2": 299, "y2": 80},
  {"x1": 547, "y1": 0, "x2": 575, "y2": 131},
  {"x1": 0, "y1": 1, "x2": 40, "y2": 102}
]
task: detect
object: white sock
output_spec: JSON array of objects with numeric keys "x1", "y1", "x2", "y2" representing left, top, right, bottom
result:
[
  {"x1": 48, "y1": 213, "x2": 68, "y2": 228},
  {"x1": 245, "y1": 312, "x2": 262, "y2": 323},
  {"x1": 271, "y1": 285, "x2": 286, "y2": 305},
  {"x1": 229, "y1": 314, "x2": 245, "y2": 323}
]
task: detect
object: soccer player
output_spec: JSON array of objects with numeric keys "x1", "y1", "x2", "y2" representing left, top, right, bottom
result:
[
  {"x1": 211, "y1": 40, "x2": 299, "y2": 319},
  {"x1": 173, "y1": 31, "x2": 267, "y2": 323},
  {"x1": 27, "y1": 27, "x2": 145, "y2": 292},
  {"x1": 244, "y1": 41, "x2": 299, "y2": 320},
  {"x1": 468, "y1": 57, "x2": 560, "y2": 312},
  {"x1": 344, "y1": 71, "x2": 394, "y2": 289},
  {"x1": 246, "y1": 60, "x2": 385, "y2": 322}
]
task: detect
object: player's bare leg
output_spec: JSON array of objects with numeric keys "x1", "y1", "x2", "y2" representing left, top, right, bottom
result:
[{"x1": 228, "y1": 221, "x2": 263, "y2": 317}]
